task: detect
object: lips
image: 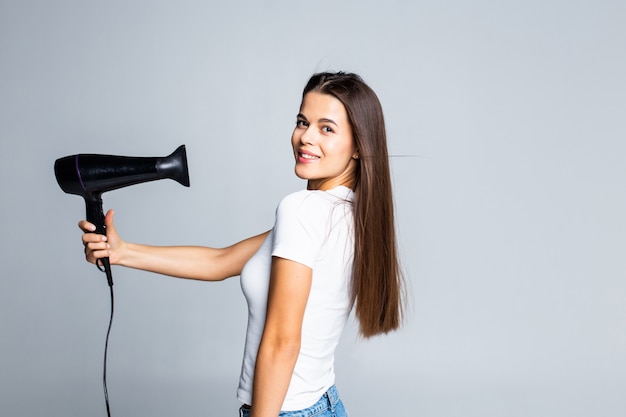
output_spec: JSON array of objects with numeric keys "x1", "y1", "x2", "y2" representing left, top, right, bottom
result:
[{"x1": 297, "y1": 149, "x2": 320, "y2": 162}]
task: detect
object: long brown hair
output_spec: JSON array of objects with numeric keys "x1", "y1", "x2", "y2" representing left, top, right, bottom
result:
[{"x1": 302, "y1": 72, "x2": 405, "y2": 337}]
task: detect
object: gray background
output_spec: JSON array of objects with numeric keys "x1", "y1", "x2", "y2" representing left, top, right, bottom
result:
[{"x1": 1, "y1": 1, "x2": 625, "y2": 416}]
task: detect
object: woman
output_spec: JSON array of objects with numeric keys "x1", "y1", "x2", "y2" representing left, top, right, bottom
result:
[{"x1": 80, "y1": 72, "x2": 405, "y2": 417}]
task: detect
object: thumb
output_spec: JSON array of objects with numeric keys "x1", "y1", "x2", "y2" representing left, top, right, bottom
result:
[{"x1": 104, "y1": 209, "x2": 118, "y2": 237}]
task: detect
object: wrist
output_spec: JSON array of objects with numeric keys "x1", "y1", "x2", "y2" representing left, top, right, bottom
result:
[{"x1": 112, "y1": 240, "x2": 131, "y2": 267}]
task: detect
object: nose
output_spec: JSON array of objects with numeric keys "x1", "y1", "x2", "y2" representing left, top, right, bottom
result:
[{"x1": 299, "y1": 126, "x2": 316, "y2": 146}]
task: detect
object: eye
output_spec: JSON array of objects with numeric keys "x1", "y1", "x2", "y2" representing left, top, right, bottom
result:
[
  {"x1": 322, "y1": 125, "x2": 334, "y2": 133},
  {"x1": 296, "y1": 119, "x2": 309, "y2": 128}
]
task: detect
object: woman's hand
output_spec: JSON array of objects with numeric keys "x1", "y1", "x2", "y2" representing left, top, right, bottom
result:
[{"x1": 79, "y1": 209, "x2": 125, "y2": 266}]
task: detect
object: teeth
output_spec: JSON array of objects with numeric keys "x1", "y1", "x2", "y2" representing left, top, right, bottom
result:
[{"x1": 300, "y1": 153, "x2": 319, "y2": 160}]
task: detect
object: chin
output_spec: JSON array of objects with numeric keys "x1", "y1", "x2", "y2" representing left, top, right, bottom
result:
[
  {"x1": 294, "y1": 166, "x2": 312, "y2": 181},
  {"x1": 294, "y1": 170, "x2": 308, "y2": 181}
]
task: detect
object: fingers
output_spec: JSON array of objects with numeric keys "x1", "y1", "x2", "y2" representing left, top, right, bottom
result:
[
  {"x1": 85, "y1": 246, "x2": 111, "y2": 264},
  {"x1": 82, "y1": 231, "x2": 107, "y2": 245},
  {"x1": 82, "y1": 232, "x2": 109, "y2": 263},
  {"x1": 79, "y1": 208, "x2": 122, "y2": 265},
  {"x1": 78, "y1": 209, "x2": 116, "y2": 237},
  {"x1": 79, "y1": 211, "x2": 112, "y2": 264},
  {"x1": 78, "y1": 219, "x2": 96, "y2": 232}
]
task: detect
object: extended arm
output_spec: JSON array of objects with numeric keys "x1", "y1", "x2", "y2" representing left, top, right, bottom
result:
[
  {"x1": 80, "y1": 209, "x2": 268, "y2": 281},
  {"x1": 250, "y1": 257, "x2": 312, "y2": 417}
]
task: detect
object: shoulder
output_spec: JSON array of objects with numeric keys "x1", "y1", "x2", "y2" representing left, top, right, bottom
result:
[
  {"x1": 276, "y1": 187, "x2": 352, "y2": 219},
  {"x1": 278, "y1": 189, "x2": 328, "y2": 210}
]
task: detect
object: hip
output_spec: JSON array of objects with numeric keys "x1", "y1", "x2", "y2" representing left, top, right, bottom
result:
[{"x1": 239, "y1": 385, "x2": 347, "y2": 417}]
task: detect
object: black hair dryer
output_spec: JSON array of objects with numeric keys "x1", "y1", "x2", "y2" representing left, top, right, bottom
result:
[{"x1": 54, "y1": 145, "x2": 190, "y2": 286}]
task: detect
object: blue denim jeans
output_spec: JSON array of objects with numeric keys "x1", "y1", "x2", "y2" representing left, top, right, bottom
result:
[{"x1": 239, "y1": 385, "x2": 348, "y2": 417}]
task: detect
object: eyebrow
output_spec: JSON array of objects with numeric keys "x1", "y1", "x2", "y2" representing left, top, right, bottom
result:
[{"x1": 296, "y1": 113, "x2": 339, "y2": 127}]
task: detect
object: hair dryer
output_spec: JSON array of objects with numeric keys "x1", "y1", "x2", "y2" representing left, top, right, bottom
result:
[{"x1": 54, "y1": 145, "x2": 190, "y2": 286}]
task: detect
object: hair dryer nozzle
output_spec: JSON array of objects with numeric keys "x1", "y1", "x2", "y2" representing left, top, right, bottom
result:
[{"x1": 157, "y1": 145, "x2": 190, "y2": 187}]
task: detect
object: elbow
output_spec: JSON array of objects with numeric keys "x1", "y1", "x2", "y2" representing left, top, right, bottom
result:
[
  {"x1": 279, "y1": 339, "x2": 301, "y2": 360},
  {"x1": 259, "y1": 335, "x2": 301, "y2": 363}
]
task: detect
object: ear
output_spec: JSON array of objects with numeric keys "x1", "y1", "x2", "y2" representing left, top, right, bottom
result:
[{"x1": 352, "y1": 150, "x2": 359, "y2": 160}]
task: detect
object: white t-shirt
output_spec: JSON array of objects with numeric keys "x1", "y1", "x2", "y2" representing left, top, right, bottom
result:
[{"x1": 237, "y1": 185, "x2": 355, "y2": 411}]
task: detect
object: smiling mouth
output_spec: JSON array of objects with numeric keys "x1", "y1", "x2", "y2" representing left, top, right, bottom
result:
[{"x1": 298, "y1": 151, "x2": 320, "y2": 161}]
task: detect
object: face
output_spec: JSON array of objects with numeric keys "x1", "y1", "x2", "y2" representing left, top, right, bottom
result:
[{"x1": 291, "y1": 92, "x2": 359, "y2": 191}]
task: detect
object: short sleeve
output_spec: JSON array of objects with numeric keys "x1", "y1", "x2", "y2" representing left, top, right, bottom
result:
[{"x1": 271, "y1": 191, "x2": 328, "y2": 269}]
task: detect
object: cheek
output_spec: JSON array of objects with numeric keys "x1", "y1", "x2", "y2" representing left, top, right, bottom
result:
[
  {"x1": 334, "y1": 139, "x2": 356, "y2": 161},
  {"x1": 291, "y1": 131, "x2": 299, "y2": 150}
]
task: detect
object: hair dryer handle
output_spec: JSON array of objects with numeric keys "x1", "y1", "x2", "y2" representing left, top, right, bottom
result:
[{"x1": 85, "y1": 195, "x2": 113, "y2": 287}]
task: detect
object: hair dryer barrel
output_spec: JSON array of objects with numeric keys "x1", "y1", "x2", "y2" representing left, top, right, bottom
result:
[{"x1": 54, "y1": 145, "x2": 190, "y2": 198}]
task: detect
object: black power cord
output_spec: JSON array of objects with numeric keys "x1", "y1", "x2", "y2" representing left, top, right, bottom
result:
[
  {"x1": 97, "y1": 259, "x2": 115, "y2": 417},
  {"x1": 103, "y1": 282, "x2": 114, "y2": 417}
]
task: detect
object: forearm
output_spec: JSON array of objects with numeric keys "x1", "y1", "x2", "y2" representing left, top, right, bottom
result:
[
  {"x1": 250, "y1": 340, "x2": 300, "y2": 417},
  {"x1": 119, "y1": 243, "x2": 230, "y2": 281}
]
